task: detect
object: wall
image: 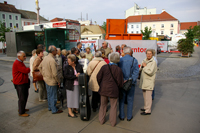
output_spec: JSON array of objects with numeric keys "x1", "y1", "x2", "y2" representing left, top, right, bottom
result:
[
  {"x1": 127, "y1": 22, "x2": 141, "y2": 33},
  {"x1": 141, "y1": 20, "x2": 179, "y2": 37}
]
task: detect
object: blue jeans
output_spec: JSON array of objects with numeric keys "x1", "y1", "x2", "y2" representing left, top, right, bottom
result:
[
  {"x1": 119, "y1": 85, "x2": 135, "y2": 119},
  {"x1": 45, "y1": 83, "x2": 58, "y2": 113}
]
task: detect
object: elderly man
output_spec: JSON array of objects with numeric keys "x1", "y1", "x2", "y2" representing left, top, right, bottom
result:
[
  {"x1": 12, "y1": 51, "x2": 30, "y2": 117},
  {"x1": 118, "y1": 46, "x2": 139, "y2": 121},
  {"x1": 38, "y1": 45, "x2": 63, "y2": 114},
  {"x1": 94, "y1": 41, "x2": 111, "y2": 58},
  {"x1": 55, "y1": 48, "x2": 63, "y2": 103}
]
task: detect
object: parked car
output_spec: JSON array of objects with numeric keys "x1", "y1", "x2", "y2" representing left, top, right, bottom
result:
[{"x1": 157, "y1": 45, "x2": 161, "y2": 54}]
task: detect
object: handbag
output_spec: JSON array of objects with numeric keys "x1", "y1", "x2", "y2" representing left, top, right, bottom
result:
[
  {"x1": 32, "y1": 71, "x2": 43, "y2": 82},
  {"x1": 138, "y1": 69, "x2": 142, "y2": 80},
  {"x1": 123, "y1": 57, "x2": 135, "y2": 91}
]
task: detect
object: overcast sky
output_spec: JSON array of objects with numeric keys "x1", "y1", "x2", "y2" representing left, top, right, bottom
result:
[{"x1": 2, "y1": 0, "x2": 200, "y2": 25}]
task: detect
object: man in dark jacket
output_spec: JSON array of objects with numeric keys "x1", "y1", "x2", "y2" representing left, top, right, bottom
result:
[
  {"x1": 12, "y1": 51, "x2": 30, "y2": 117},
  {"x1": 118, "y1": 46, "x2": 139, "y2": 121}
]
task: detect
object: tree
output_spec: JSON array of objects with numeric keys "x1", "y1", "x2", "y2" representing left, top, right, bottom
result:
[
  {"x1": 101, "y1": 21, "x2": 106, "y2": 39},
  {"x1": 141, "y1": 26, "x2": 152, "y2": 40},
  {"x1": 0, "y1": 21, "x2": 10, "y2": 42},
  {"x1": 192, "y1": 25, "x2": 200, "y2": 40}
]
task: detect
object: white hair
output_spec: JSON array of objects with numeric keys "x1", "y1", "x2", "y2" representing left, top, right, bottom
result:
[
  {"x1": 123, "y1": 46, "x2": 132, "y2": 54},
  {"x1": 32, "y1": 49, "x2": 36, "y2": 55},
  {"x1": 80, "y1": 51, "x2": 86, "y2": 58},
  {"x1": 108, "y1": 52, "x2": 120, "y2": 63},
  {"x1": 57, "y1": 48, "x2": 61, "y2": 51},
  {"x1": 48, "y1": 45, "x2": 56, "y2": 53},
  {"x1": 17, "y1": 51, "x2": 25, "y2": 56},
  {"x1": 95, "y1": 51, "x2": 102, "y2": 57}
]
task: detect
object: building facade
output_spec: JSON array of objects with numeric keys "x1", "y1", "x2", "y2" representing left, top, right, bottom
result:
[
  {"x1": 180, "y1": 22, "x2": 199, "y2": 35},
  {"x1": 0, "y1": 2, "x2": 22, "y2": 31},
  {"x1": 127, "y1": 22, "x2": 141, "y2": 34},
  {"x1": 125, "y1": 3, "x2": 156, "y2": 18},
  {"x1": 81, "y1": 25, "x2": 105, "y2": 40}
]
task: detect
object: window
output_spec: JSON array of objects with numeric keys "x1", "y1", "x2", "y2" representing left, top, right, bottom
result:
[
  {"x1": 30, "y1": 22, "x2": 32, "y2": 25},
  {"x1": 136, "y1": 31, "x2": 139, "y2": 33},
  {"x1": 9, "y1": 15, "x2": 12, "y2": 19},
  {"x1": 131, "y1": 25, "x2": 134, "y2": 28},
  {"x1": 136, "y1": 25, "x2": 139, "y2": 28},
  {"x1": 2, "y1": 14, "x2": 5, "y2": 19},
  {"x1": 15, "y1": 16, "x2": 18, "y2": 20},
  {"x1": 16, "y1": 23, "x2": 19, "y2": 28},
  {"x1": 171, "y1": 24, "x2": 174, "y2": 28},
  {"x1": 10, "y1": 23, "x2": 12, "y2": 27},
  {"x1": 153, "y1": 24, "x2": 155, "y2": 28},
  {"x1": 131, "y1": 31, "x2": 133, "y2": 33},
  {"x1": 170, "y1": 31, "x2": 173, "y2": 35},
  {"x1": 161, "y1": 30, "x2": 164, "y2": 35},
  {"x1": 161, "y1": 24, "x2": 164, "y2": 28},
  {"x1": 25, "y1": 22, "x2": 28, "y2": 25}
]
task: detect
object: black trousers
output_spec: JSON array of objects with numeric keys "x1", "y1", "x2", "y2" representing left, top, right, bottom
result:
[
  {"x1": 14, "y1": 83, "x2": 29, "y2": 114},
  {"x1": 92, "y1": 91, "x2": 100, "y2": 109}
]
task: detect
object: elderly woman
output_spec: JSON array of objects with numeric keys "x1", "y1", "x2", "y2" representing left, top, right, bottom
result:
[
  {"x1": 86, "y1": 51, "x2": 107, "y2": 112},
  {"x1": 78, "y1": 52, "x2": 89, "y2": 73},
  {"x1": 29, "y1": 49, "x2": 38, "y2": 92},
  {"x1": 85, "y1": 47, "x2": 93, "y2": 61},
  {"x1": 97, "y1": 52, "x2": 124, "y2": 127},
  {"x1": 32, "y1": 49, "x2": 47, "y2": 102},
  {"x1": 139, "y1": 49, "x2": 157, "y2": 115},
  {"x1": 64, "y1": 54, "x2": 83, "y2": 118}
]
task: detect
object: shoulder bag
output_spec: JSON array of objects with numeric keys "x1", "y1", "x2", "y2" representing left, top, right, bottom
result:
[
  {"x1": 108, "y1": 64, "x2": 118, "y2": 87},
  {"x1": 123, "y1": 57, "x2": 135, "y2": 91},
  {"x1": 90, "y1": 61, "x2": 101, "y2": 75},
  {"x1": 32, "y1": 71, "x2": 43, "y2": 82}
]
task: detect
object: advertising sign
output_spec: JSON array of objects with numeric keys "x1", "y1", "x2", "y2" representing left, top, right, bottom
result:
[
  {"x1": 79, "y1": 40, "x2": 98, "y2": 54},
  {"x1": 157, "y1": 41, "x2": 168, "y2": 52},
  {"x1": 98, "y1": 40, "x2": 157, "y2": 65}
]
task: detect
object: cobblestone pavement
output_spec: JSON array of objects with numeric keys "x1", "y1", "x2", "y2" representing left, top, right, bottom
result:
[{"x1": 156, "y1": 46, "x2": 200, "y2": 80}]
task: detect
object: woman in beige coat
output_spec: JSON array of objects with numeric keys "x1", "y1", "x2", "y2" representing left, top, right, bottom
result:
[
  {"x1": 139, "y1": 49, "x2": 157, "y2": 115},
  {"x1": 86, "y1": 51, "x2": 107, "y2": 112}
]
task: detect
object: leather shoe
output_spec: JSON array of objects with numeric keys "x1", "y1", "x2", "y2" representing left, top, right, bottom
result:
[
  {"x1": 141, "y1": 112, "x2": 151, "y2": 115},
  {"x1": 52, "y1": 110, "x2": 63, "y2": 114},
  {"x1": 73, "y1": 110, "x2": 78, "y2": 114},
  {"x1": 68, "y1": 113, "x2": 77, "y2": 118},
  {"x1": 127, "y1": 116, "x2": 133, "y2": 121},
  {"x1": 118, "y1": 116, "x2": 124, "y2": 121},
  {"x1": 19, "y1": 113, "x2": 29, "y2": 117},
  {"x1": 140, "y1": 108, "x2": 145, "y2": 111}
]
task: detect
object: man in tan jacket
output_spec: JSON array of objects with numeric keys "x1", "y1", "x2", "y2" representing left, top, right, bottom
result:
[{"x1": 38, "y1": 45, "x2": 63, "y2": 114}]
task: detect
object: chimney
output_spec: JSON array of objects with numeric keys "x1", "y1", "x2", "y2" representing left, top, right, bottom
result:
[
  {"x1": 162, "y1": 9, "x2": 165, "y2": 12},
  {"x1": 4, "y1": 1, "x2": 7, "y2": 4}
]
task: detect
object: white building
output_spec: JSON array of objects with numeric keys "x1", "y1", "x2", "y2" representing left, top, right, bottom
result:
[
  {"x1": 125, "y1": 3, "x2": 156, "y2": 18},
  {"x1": 127, "y1": 10, "x2": 179, "y2": 37}
]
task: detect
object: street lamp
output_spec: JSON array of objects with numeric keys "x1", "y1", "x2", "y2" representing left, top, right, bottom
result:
[{"x1": 35, "y1": 0, "x2": 40, "y2": 24}]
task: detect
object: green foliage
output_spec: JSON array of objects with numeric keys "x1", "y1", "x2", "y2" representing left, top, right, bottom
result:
[
  {"x1": 141, "y1": 26, "x2": 152, "y2": 40},
  {"x1": 185, "y1": 27, "x2": 194, "y2": 41},
  {"x1": 177, "y1": 38, "x2": 194, "y2": 54},
  {"x1": 193, "y1": 25, "x2": 200, "y2": 40},
  {"x1": 0, "y1": 21, "x2": 11, "y2": 42},
  {"x1": 101, "y1": 21, "x2": 106, "y2": 33}
]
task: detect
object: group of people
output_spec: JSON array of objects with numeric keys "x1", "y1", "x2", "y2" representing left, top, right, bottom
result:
[{"x1": 12, "y1": 41, "x2": 157, "y2": 127}]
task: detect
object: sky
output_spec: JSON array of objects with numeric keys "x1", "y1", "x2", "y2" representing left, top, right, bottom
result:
[{"x1": 1, "y1": 0, "x2": 200, "y2": 25}]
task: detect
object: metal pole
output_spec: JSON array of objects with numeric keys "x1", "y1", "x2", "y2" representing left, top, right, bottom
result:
[{"x1": 35, "y1": 0, "x2": 40, "y2": 24}]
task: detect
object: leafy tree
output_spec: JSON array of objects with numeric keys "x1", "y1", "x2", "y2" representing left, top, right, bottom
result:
[
  {"x1": 192, "y1": 25, "x2": 200, "y2": 40},
  {"x1": 0, "y1": 21, "x2": 10, "y2": 42},
  {"x1": 101, "y1": 21, "x2": 106, "y2": 33},
  {"x1": 141, "y1": 26, "x2": 152, "y2": 40}
]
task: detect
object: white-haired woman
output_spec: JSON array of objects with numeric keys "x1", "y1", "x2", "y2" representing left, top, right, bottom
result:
[
  {"x1": 29, "y1": 49, "x2": 38, "y2": 92},
  {"x1": 97, "y1": 52, "x2": 124, "y2": 127},
  {"x1": 86, "y1": 51, "x2": 107, "y2": 112},
  {"x1": 139, "y1": 49, "x2": 157, "y2": 115}
]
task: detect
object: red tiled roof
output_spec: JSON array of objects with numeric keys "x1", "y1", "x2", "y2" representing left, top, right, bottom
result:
[
  {"x1": 50, "y1": 17, "x2": 79, "y2": 23},
  {"x1": 0, "y1": 2, "x2": 20, "y2": 14},
  {"x1": 127, "y1": 11, "x2": 178, "y2": 22},
  {"x1": 180, "y1": 22, "x2": 197, "y2": 30}
]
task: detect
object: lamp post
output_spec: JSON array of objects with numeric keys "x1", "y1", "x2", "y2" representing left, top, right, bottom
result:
[{"x1": 35, "y1": 0, "x2": 40, "y2": 24}]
